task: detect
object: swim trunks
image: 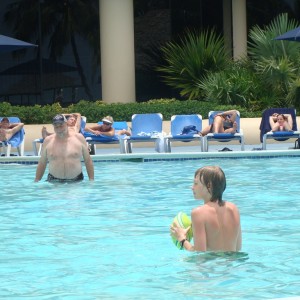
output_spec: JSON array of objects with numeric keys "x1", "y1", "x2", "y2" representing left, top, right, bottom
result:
[{"x1": 47, "y1": 172, "x2": 84, "y2": 183}]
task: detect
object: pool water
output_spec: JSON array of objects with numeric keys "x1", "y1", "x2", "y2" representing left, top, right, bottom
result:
[{"x1": 1, "y1": 158, "x2": 300, "y2": 299}]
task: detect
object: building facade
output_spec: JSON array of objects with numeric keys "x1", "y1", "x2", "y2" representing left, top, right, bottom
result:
[{"x1": 0, "y1": 0, "x2": 298, "y2": 105}]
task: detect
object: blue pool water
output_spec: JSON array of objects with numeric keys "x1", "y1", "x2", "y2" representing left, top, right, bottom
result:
[{"x1": 1, "y1": 157, "x2": 300, "y2": 299}]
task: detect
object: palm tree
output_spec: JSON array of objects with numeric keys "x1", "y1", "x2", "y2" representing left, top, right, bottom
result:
[
  {"x1": 157, "y1": 29, "x2": 229, "y2": 100},
  {"x1": 248, "y1": 13, "x2": 300, "y2": 106},
  {"x1": 4, "y1": 0, "x2": 100, "y2": 100}
]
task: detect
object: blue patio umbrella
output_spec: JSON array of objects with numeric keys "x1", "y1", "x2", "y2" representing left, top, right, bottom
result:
[
  {"x1": 274, "y1": 26, "x2": 300, "y2": 42},
  {"x1": 0, "y1": 34, "x2": 37, "y2": 53}
]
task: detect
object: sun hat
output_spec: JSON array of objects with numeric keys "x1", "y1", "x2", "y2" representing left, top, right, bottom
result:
[
  {"x1": 52, "y1": 114, "x2": 67, "y2": 124},
  {"x1": 102, "y1": 116, "x2": 114, "y2": 124}
]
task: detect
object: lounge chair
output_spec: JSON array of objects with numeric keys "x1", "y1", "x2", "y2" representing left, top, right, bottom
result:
[
  {"x1": 0, "y1": 116, "x2": 25, "y2": 156},
  {"x1": 124, "y1": 113, "x2": 164, "y2": 153},
  {"x1": 203, "y1": 110, "x2": 245, "y2": 152},
  {"x1": 164, "y1": 114, "x2": 203, "y2": 152},
  {"x1": 260, "y1": 108, "x2": 299, "y2": 150},
  {"x1": 32, "y1": 116, "x2": 86, "y2": 156},
  {"x1": 83, "y1": 121, "x2": 129, "y2": 154}
]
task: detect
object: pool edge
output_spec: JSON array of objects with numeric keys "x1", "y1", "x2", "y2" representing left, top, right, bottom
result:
[{"x1": 1, "y1": 149, "x2": 300, "y2": 164}]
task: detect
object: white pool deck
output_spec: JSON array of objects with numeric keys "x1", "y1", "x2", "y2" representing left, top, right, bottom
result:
[{"x1": 0, "y1": 140, "x2": 299, "y2": 164}]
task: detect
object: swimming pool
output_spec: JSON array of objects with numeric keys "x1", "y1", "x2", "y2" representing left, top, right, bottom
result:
[{"x1": 1, "y1": 157, "x2": 300, "y2": 299}]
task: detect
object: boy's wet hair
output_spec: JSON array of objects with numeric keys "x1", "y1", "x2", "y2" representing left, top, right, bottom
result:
[{"x1": 195, "y1": 166, "x2": 226, "y2": 206}]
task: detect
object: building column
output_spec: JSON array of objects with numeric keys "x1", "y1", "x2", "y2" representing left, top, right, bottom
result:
[
  {"x1": 99, "y1": 0, "x2": 136, "y2": 103},
  {"x1": 223, "y1": 0, "x2": 232, "y2": 57},
  {"x1": 232, "y1": 0, "x2": 247, "y2": 60}
]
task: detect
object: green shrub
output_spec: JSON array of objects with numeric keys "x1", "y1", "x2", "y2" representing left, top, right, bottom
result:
[
  {"x1": 157, "y1": 29, "x2": 229, "y2": 100},
  {"x1": 0, "y1": 99, "x2": 263, "y2": 124}
]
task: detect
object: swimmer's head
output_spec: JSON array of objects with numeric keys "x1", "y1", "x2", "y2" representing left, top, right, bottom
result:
[
  {"x1": 52, "y1": 114, "x2": 67, "y2": 125},
  {"x1": 194, "y1": 166, "x2": 226, "y2": 205}
]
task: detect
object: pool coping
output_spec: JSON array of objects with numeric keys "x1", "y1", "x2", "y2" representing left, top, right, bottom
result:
[{"x1": 1, "y1": 149, "x2": 300, "y2": 164}]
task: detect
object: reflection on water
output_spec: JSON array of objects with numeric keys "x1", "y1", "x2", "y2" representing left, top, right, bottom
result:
[{"x1": 0, "y1": 159, "x2": 300, "y2": 299}]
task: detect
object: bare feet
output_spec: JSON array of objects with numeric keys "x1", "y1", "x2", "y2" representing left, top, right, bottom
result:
[
  {"x1": 118, "y1": 129, "x2": 131, "y2": 136},
  {"x1": 232, "y1": 121, "x2": 237, "y2": 133},
  {"x1": 41, "y1": 126, "x2": 52, "y2": 139}
]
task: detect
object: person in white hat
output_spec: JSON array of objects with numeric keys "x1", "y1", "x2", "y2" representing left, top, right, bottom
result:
[{"x1": 84, "y1": 115, "x2": 115, "y2": 137}]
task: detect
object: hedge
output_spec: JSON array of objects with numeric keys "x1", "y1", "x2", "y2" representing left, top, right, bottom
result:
[{"x1": 0, "y1": 98, "x2": 265, "y2": 124}]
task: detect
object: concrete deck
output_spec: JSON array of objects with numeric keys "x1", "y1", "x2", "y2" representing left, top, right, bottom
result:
[
  {"x1": 1, "y1": 117, "x2": 299, "y2": 158},
  {"x1": 19, "y1": 117, "x2": 299, "y2": 155}
]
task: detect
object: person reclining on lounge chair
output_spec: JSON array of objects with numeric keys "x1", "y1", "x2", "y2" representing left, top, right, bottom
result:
[
  {"x1": 0, "y1": 117, "x2": 24, "y2": 142},
  {"x1": 41, "y1": 113, "x2": 82, "y2": 138},
  {"x1": 269, "y1": 113, "x2": 292, "y2": 132},
  {"x1": 200, "y1": 110, "x2": 238, "y2": 136},
  {"x1": 84, "y1": 116, "x2": 131, "y2": 137}
]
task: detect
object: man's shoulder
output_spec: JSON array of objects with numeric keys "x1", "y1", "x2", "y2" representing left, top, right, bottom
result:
[{"x1": 73, "y1": 132, "x2": 86, "y2": 142}]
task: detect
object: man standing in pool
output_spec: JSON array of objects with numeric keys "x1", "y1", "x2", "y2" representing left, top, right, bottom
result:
[
  {"x1": 34, "y1": 114, "x2": 94, "y2": 183},
  {"x1": 170, "y1": 166, "x2": 242, "y2": 252}
]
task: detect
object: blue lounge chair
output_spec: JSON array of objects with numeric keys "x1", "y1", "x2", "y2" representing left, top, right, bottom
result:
[
  {"x1": 260, "y1": 108, "x2": 299, "y2": 150},
  {"x1": 164, "y1": 114, "x2": 203, "y2": 152},
  {"x1": 83, "y1": 121, "x2": 129, "y2": 154},
  {"x1": 124, "y1": 113, "x2": 164, "y2": 153},
  {"x1": 0, "y1": 117, "x2": 25, "y2": 156},
  {"x1": 32, "y1": 116, "x2": 86, "y2": 156},
  {"x1": 203, "y1": 111, "x2": 245, "y2": 152}
]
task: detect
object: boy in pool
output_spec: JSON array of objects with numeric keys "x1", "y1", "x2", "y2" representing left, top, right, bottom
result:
[{"x1": 170, "y1": 166, "x2": 242, "y2": 252}]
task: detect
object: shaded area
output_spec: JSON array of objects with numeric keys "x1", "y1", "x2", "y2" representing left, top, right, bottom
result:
[{"x1": 0, "y1": 58, "x2": 77, "y2": 75}]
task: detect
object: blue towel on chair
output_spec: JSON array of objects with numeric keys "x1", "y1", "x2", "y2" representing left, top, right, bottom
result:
[
  {"x1": 181, "y1": 125, "x2": 199, "y2": 135},
  {"x1": 84, "y1": 131, "x2": 119, "y2": 142},
  {"x1": 7, "y1": 129, "x2": 25, "y2": 147},
  {"x1": 259, "y1": 108, "x2": 297, "y2": 142}
]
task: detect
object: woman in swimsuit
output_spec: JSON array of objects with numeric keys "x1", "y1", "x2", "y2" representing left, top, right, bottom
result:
[
  {"x1": 269, "y1": 113, "x2": 292, "y2": 132},
  {"x1": 200, "y1": 110, "x2": 238, "y2": 136}
]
